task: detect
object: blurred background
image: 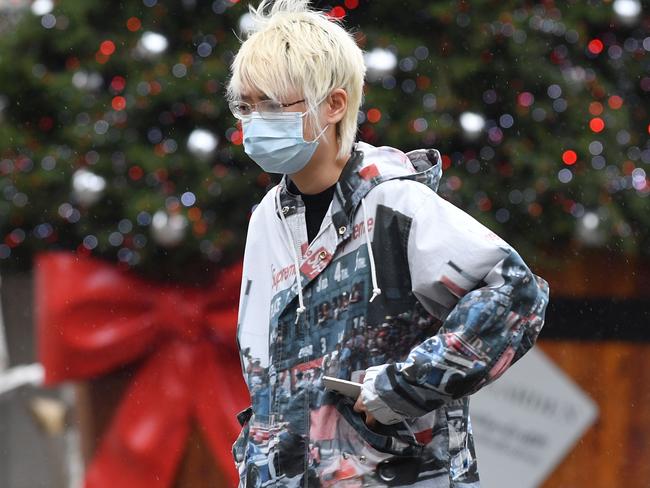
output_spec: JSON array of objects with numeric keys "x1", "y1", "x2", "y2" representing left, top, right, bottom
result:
[{"x1": 0, "y1": 0, "x2": 648, "y2": 487}]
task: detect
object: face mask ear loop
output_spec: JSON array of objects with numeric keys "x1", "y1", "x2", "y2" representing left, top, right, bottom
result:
[
  {"x1": 299, "y1": 100, "x2": 330, "y2": 143},
  {"x1": 312, "y1": 123, "x2": 330, "y2": 143}
]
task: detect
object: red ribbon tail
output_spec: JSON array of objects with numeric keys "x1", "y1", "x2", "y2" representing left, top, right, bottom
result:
[
  {"x1": 84, "y1": 343, "x2": 194, "y2": 488},
  {"x1": 194, "y1": 343, "x2": 251, "y2": 488}
]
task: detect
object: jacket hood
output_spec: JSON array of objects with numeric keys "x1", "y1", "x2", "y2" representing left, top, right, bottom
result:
[{"x1": 277, "y1": 141, "x2": 443, "y2": 243}]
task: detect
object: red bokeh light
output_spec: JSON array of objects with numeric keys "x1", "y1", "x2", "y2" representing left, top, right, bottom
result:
[
  {"x1": 478, "y1": 197, "x2": 492, "y2": 212},
  {"x1": 126, "y1": 17, "x2": 141, "y2": 32},
  {"x1": 622, "y1": 161, "x2": 635, "y2": 175},
  {"x1": 188, "y1": 207, "x2": 202, "y2": 222},
  {"x1": 367, "y1": 108, "x2": 382, "y2": 123},
  {"x1": 562, "y1": 150, "x2": 578, "y2": 166},
  {"x1": 441, "y1": 154, "x2": 452, "y2": 170},
  {"x1": 193, "y1": 221, "x2": 207, "y2": 236},
  {"x1": 112, "y1": 96, "x2": 127, "y2": 111},
  {"x1": 128, "y1": 166, "x2": 144, "y2": 180},
  {"x1": 95, "y1": 52, "x2": 109, "y2": 64},
  {"x1": 329, "y1": 6, "x2": 346, "y2": 18},
  {"x1": 588, "y1": 101, "x2": 603, "y2": 116},
  {"x1": 100, "y1": 40, "x2": 116, "y2": 56},
  {"x1": 230, "y1": 129, "x2": 243, "y2": 145},
  {"x1": 589, "y1": 117, "x2": 605, "y2": 133},
  {"x1": 111, "y1": 76, "x2": 126, "y2": 92},
  {"x1": 517, "y1": 92, "x2": 534, "y2": 107},
  {"x1": 65, "y1": 57, "x2": 80, "y2": 70},
  {"x1": 587, "y1": 39, "x2": 604, "y2": 54},
  {"x1": 608, "y1": 95, "x2": 623, "y2": 110}
]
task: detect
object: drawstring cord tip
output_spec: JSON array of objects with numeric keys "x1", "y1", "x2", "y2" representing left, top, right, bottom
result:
[
  {"x1": 295, "y1": 305, "x2": 306, "y2": 324},
  {"x1": 369, "y1": 288, "x2": 382, "y2": 303}
]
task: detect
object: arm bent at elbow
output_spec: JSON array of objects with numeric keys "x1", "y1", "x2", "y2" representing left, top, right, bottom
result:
[{"x1": 362, "y1": 249, "x2": 550, "y2": 422}]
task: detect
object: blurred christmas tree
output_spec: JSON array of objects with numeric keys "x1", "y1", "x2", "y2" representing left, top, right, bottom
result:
[
  {"x1": 344, "y1": 0, "x2": 649, "y2": 262},
  {"x1": 0, "y1": 0, "x2": 649, "y2": 280},
  {"x1": 0, "y1": 0, "x2": 265, "y2": 281}
]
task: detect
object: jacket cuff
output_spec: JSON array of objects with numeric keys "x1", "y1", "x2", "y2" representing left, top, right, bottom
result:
[{"x1": 361, "y1": 365, "x2": 406, "y2": 425}]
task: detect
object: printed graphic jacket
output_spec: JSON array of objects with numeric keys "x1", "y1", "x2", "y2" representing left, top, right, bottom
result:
[{"x1": 233, "y1": 141, "x2": 550, "y2": 488}]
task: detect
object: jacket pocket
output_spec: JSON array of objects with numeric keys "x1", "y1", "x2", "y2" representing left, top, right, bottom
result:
[
  {"x1": 328, "y1": 395, "x2": 430, "y2": 486},
  {"x1": 333, "y1": 395, "x2": 424, "y2": 458}
]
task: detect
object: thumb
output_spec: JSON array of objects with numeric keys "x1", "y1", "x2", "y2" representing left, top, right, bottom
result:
[{"x1": 353, "y1": 394, "x2": 365, "y2": 412}]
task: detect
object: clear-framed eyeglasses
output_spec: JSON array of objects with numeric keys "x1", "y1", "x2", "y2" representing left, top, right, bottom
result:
[{"x1": 228, "y1": 98, "x2": 306, "y2": 120}]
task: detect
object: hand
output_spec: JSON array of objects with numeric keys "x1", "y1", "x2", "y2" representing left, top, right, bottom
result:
[{"x1": 353, "y1": 394, "x2": 376, "y2": 427}]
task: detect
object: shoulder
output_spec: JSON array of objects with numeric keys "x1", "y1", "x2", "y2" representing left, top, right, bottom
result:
[
  {"x1": 243, "y1": 185, "x2": 280, "y2": 244},
  {"x1": 250, "y1": 184, "x2": 280, "y2": 220},
  {"x1": 370, "y1": 177, "x2": 504, "y2": 244},
  {"x1": 260, "y1": 184, "x2": 281, "y2": 208},
  {"x1": 369, "y1": 178, "x2": 443, "y2": 216}
]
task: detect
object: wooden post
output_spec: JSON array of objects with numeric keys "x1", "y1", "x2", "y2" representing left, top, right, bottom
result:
[
  {"x1": 75, "y1": 364, "x2": 230, "y2": 487},
  {"x1": 535, "y1": 249, "x2": 650, "y2": 299},
  {"x1": 535, "y1": 249, "x2": 650, "y2": 486},
  {"x1": 537, "y1": 340, "x2": 650, "y2": 488}
]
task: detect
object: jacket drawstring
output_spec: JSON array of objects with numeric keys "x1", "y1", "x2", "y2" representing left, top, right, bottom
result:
[
  {"x1": 275, "y1": 187, "x2": 306, "y2": 324},
  {"x1": 361, "y1": 198, "x2": 382, "y2": 303}
]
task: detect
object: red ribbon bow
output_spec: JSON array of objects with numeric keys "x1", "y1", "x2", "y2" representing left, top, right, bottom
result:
[{"x1": 35, "y1": 251, "x2": 249, "y2": 487}]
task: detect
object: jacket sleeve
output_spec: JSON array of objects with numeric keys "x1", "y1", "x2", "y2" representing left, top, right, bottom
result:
[{"x1": 360, "y1": 188, "x2": 550, "y2": 424}]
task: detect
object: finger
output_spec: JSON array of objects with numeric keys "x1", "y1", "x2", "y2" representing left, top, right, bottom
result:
[
  {"x1": 353, "y1": 395, "x2": 365, "y2": 413},
  {"x1": 365, "y1": 412, "x2": 376, "y2": 427}
]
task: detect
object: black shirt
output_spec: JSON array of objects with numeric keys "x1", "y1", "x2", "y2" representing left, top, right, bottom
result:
[{"x1": 288, "y1": 179, "x2": 336, "y2": 243}]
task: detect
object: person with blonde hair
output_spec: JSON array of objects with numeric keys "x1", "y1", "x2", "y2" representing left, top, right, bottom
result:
[{"x1": 229, "y1": 1, "x2": 550, "y2": 486}]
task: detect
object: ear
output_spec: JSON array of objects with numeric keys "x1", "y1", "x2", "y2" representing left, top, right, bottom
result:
[{"x1": 324, "y1": 88, "x2": 348, "y2": 125}]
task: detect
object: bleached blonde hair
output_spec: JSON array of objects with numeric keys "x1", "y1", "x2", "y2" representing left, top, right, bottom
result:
[{"x1": 227, "y1": 0, "x2": 366, "y2": 160}]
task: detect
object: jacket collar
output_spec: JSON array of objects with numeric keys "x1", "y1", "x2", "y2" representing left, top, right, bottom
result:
[{"x1": 276, "y1": 142, "x2": 443, "y2": 243}]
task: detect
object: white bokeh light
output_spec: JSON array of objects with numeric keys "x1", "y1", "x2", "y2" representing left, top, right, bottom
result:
[
  {"x1": 138, "y1": 31, "x2": 169, "y2": 57},
  {"x1": 459, "y1": 111, "x2": 486, "y2": 139},
  {"x1": 364, "y1": 48, "x2": 398, "y2": 81},
  {"x1": 151, "y1": 211, "x2": 188, "y2": 247},
  {"x1": 72, "y1": 169, "x2": 106, "y2": 206},
  {"x1": 187, "y1": 128, "x2": 218, "y2": 160},
  {"x1": 31, "y1": 0, "x2": 53, "y2": 16},
  {"x1": 576, "y1": 211, "x2": 606, "y2": 246},
  {"x1": 239, "y1": 13, "x2": 255, "y2": 35},
  {"x1": 613, "y1": 0, "x2": 642, "y2": 25}
]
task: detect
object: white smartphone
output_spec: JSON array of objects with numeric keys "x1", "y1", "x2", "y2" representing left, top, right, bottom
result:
[{"x1": 322, "y1": 376, "x2": 362, "y2": 398}]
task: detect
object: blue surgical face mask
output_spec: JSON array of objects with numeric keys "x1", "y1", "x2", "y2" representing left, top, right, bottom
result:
[{"x1": 242, "y1": 111, "x2": 329, "y2": 174}]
